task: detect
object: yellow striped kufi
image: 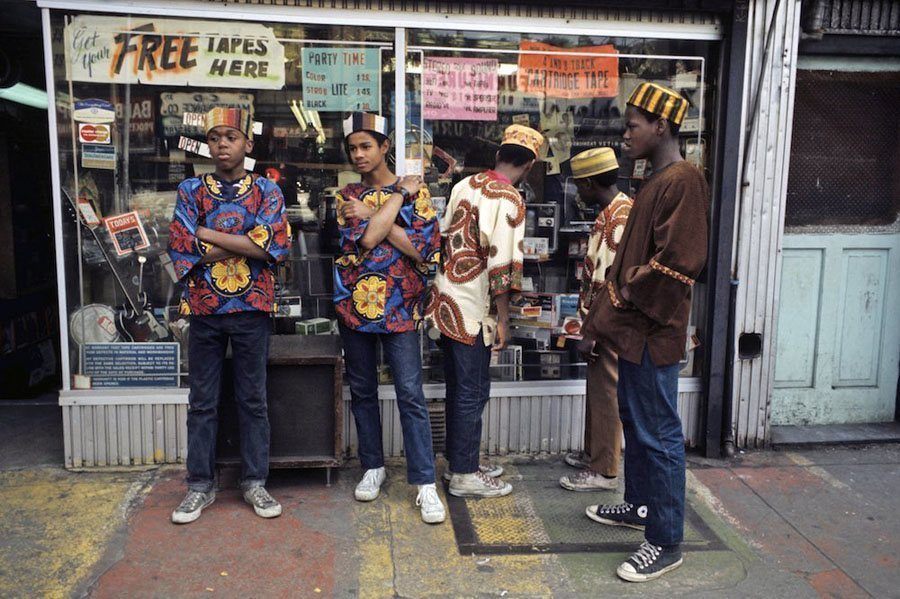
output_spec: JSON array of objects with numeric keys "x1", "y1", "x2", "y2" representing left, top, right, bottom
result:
[
  {"x1": 570, "y1": 147, "x2": 619, "y2": 179},
  {"x1": 627, "y1": 82, "x2": 689, "y2": 126}
]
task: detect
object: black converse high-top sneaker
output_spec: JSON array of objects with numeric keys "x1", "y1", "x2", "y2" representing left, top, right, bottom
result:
[
  {"x1": 585, "y1": 502, "x2": 647, "y2": 530},
  {"x1": 617, "y1": 541, "x2": 683, "y2": 582}
]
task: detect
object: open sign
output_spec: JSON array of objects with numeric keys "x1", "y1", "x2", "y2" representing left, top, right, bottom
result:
[{"x1": 79, "y1": 123, "x2": 112, "y2": 144}]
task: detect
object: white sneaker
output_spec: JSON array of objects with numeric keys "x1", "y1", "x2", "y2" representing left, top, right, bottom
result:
[
  {"x1": 448, "y1": 471, "x2": 513, "y2": 498},
  {"x1": 355, "y1": 467, "x2": 386, "y2": 502},
  {"x1": 416, "y1": 483, "x2": 446, "y2": 524},
  {"x1": 559, "y1": 470, "x2": 619, "y2": 492},
  {"x1": 442, "y1": 462, "x2": 504, "y2": 482}
]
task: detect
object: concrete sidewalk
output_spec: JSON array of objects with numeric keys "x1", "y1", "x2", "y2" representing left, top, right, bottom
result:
[{"x1": 1, "y1": 444, "x2": 897, "y2": 598}]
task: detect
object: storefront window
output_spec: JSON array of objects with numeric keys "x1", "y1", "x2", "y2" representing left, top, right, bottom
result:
[
  {"x1": 405, "y1": 30, "x2": 718, "y2": 382},
  {"x1": 52, "y1": 10, "x2": 718, "y2": 390}
]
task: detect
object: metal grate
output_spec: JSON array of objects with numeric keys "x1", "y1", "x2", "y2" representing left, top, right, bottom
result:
[
  {"x1": 428, "y1": 401, "x2": 446, "y2": 453},
  {"x1": 804, "y1": 0, "x2": 900, "y2": 35},
  {"x1": 785, "y1": 69, "x2": 900, "y2": 229},
  {"x1": 446, "y1": 460, "x2": 725, "y2": 555}
]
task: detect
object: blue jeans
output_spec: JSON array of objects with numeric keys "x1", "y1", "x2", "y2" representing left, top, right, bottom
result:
[
  {"x1": 442, "y1": 333, "x2": 492, "y2": 474},
  {"x1": 618, "y1": 346, "x2": 685, "y2": 547},
  {"x1": 339, "y1": 324, "x2": 435, "y2": 485},
  {"x1": 187, "y1": 312, "x2": 271, "y2": 493}
]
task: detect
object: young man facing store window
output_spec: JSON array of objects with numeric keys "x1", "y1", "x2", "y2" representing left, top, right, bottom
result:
[
  {"x1": 425, "y1": 125, "x2": 544, "y2": 499},
  {"x1": 560, "y1": 148, "x2": 633, "y2": 493},
  {"x1": 167, "y1": 107, "x2": 291, "y2": 524},
  {"x1": 333, "y1": 113, "x2": 446, "y2": 525},
  {"x1": 580, "y1": 83, "x2": 709, "y2": 582}
]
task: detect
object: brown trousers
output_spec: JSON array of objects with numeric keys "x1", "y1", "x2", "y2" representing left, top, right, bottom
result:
[{"x1": 583, "y1": 342, "x2": 622, "y2": 477}]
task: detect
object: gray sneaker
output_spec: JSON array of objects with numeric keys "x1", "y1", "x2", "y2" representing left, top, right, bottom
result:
[
  {"x1": 442, "y1": 462, "x2": 504, "y2": 482},
  {"x1": 564, "y1": 452, "x2": 590, "y2": 469},
  {"x1": 171, "y1": 490, "x2": 215, "y2": 524},
  {"x1": 448, "y1": 471, "x2": 513, "y2": 498},
  {"x1": 243, "y1": 486, "x2": 282, "y2": 518},
  {"x1": 560, "y1": 469, "x2": 618, "y2": 492}
]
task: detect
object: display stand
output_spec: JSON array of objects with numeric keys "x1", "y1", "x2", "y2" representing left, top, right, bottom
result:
[{"x1": 216, "y1": 334, "x2": 344, "y2": 485}]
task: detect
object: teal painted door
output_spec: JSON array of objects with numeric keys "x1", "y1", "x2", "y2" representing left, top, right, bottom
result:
[{"x1": 772, "y1": 232, "x2": 900, "y2": 425}]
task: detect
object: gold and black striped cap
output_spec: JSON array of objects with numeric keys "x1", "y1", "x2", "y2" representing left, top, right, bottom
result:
[{"x1": 627, "y1": 82, "x2": 689, "y2": 126}]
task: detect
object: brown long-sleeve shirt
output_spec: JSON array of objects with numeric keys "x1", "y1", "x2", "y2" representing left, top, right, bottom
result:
[{"x1": 583, "y1": 160, "x2": 709, "y2": 366}]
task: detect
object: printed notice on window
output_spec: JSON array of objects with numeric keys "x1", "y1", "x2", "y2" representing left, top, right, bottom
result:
[
  {"x1": 83, "y1": 343, "x2": 180, "y2": 387},
  {"x1": 423, "y1": 57, "x2": 498, "y2": 122},
  {"x1": 302, "y1": 48, "x2": 381, "y2": 112},
  {"x1": 517, "y1": 41, "x2": 618, "y2": 99}
]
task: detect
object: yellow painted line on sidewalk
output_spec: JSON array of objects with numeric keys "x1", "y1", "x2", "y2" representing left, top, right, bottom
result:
[
  {"x1": 0, "y1": 468, "x2": 144, "y2": 599},
  {"x1": 356, "y1": 499, "x2": 396, "y2": 599},
  {"x1": 355, "y1": 466, "x2": 555, "y2": 598}
]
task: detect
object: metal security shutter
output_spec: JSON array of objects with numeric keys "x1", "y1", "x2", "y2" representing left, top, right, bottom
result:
[{"x1": 207, "y1": 0, "x2": 722, "y2": 30}]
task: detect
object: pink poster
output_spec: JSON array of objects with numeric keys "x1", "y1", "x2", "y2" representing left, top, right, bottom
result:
[{"x1": 423, "y1": 57, "x2": 498, "y2": 121}]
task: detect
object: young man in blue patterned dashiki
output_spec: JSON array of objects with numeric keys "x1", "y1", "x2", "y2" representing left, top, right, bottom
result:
[
  {"x1": 168, "y1": 107, "x2": 291, "y2": 524},
  {"x1": 333, "y1": 112, "x2": 445, "y2": 524}
]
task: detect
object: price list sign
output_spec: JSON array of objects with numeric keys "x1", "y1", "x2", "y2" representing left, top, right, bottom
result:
[
  {"x1": 302, "y1": 47, "x2": 381, "y2": 112},
  {"x1": 423, "y1": 57, "x2": 498, "y2": 121}
]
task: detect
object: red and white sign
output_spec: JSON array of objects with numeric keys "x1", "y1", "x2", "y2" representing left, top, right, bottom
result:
[
  {"x1": 104, "y1": 211, "x2": 149, "y2": 256},
  {"x1": 79, "y1": 123, "x2": 111, "y2": 144}
]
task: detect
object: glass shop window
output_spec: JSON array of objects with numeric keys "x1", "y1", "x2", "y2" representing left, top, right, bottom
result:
[
  {"x1": 53, "y1": 11, "x2": 395, "y2": 388},
  {"x1": 404, "y1": 30, "x2": 719, "y2": 382}
]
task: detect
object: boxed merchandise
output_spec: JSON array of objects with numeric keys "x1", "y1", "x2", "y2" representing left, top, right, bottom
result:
[
  {"x1": 554, "y1": 294, "x2": 580, "y2": 323},
  {"x1": 295, "y1": 317, "x2": 332, "y2": 335},
  {"x1": 510, "y1": 324, "x2": 552, "y2": 350},
  {"x1": 523, "y1": 349, "x2": 569, "y2": 380},
  {"x1": 491, "y1": 344, "x2": 523, "y2": 381}
]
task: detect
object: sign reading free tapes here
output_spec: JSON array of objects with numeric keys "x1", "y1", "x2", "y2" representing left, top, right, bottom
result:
[
  {"x1": 78, "y1": 123, "x2": 111, "y2": 144},
  {"x1": 63, "y1": 16, "x2": 285, "y2": 89},
  {"x1": 82, "y1": 343, "x2": 180, "y2": 387}
]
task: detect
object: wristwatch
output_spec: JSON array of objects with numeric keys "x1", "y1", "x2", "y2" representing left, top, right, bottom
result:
[{"x1": 397, "y1": 186, "x2": 412, "y2": 202}]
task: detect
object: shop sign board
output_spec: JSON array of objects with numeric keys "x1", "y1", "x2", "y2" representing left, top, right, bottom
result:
[
  {"x1": 78, "y1": 123, "x2": 111, "y2": 144},
  {"x1": 517, "y1": 41, "x2": 618, "y2": 99},
  {"x1": 301, "y1": 47, "x2": 380, "y2": 112},
  {"x1": 73, "y1": 98, "x2": 115, "y2": 123},
  {"x1": 82, "y1": 342, "x2": 180, "y2": 387},
  {"x1": 64, "y1": 16, "x2": 285, "y2": 89},
  {"x1": 160, "y1": 92, "x2": 254, "y2": 137},
  {"x1": 423, "y1": 57, "x2": 498, "y2": 121},
  {"x1": 82, "y1": 144, "x2": 116, "y2": 170}
]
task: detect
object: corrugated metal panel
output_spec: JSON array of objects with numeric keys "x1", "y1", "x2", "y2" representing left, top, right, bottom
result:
[
  {"x1": 343, "y1": 389, "x2": 703, "y2": 458},
  {"x1": 206, "y1": 0, "x2": 722, "y2": 26},
  {"x1": 731, "y1": 0, "x2": 803, "y2": 448},
  {"x1": 818, "y1": 0, "x2": 900, "y2": 34},
  {"x1": 62, "y1": 404, "x2": 188, "y2": 468}
]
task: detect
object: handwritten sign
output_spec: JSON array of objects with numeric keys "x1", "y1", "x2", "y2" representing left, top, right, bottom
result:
[
  {"x1": 64, "y1": 16, "x2": 285, "y2": 89},
  {"x1": 517, "y1": 41, "x2": 618, "y2": 99},
  {"x1": 301, "y1": 47, "x2": 380, "y2": 112},
  {"x1": 423, "y1": 57, "x2": 498, "y2": 121},
  {"x1": 160, "y1": 92, "x2": 254, "y2": 137},
  {"x1": 83, "y1": 343, "x2": 180, "y2": 387}
]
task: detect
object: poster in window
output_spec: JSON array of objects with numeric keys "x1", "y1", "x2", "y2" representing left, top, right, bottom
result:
[
  {"x1": 517, "y1": 41, "x2": 618, "y2": 99},
  {"x1": 104, "y1": 211, "x2": 150, "y2": 256},
  {"x1": 423, "y1": 57, "x2": 498, "y2": 121}
]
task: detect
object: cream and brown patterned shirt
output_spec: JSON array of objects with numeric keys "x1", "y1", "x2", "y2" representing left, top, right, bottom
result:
[
  {"x1": 425, "y1": 170, "x2": 525, "y2": 346},
  {"x1": 578, "y1": 192, "x2": 633, "y2": 318}
]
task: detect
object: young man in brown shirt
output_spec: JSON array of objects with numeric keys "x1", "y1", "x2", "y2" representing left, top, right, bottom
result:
[{"x1": 580, "y1": 83, "x2": 709, "y2": 582}]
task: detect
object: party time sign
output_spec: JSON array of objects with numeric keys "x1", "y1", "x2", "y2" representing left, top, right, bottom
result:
[{"x1": 64, "y1": 16, "x2": 285, "y2": 89}]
